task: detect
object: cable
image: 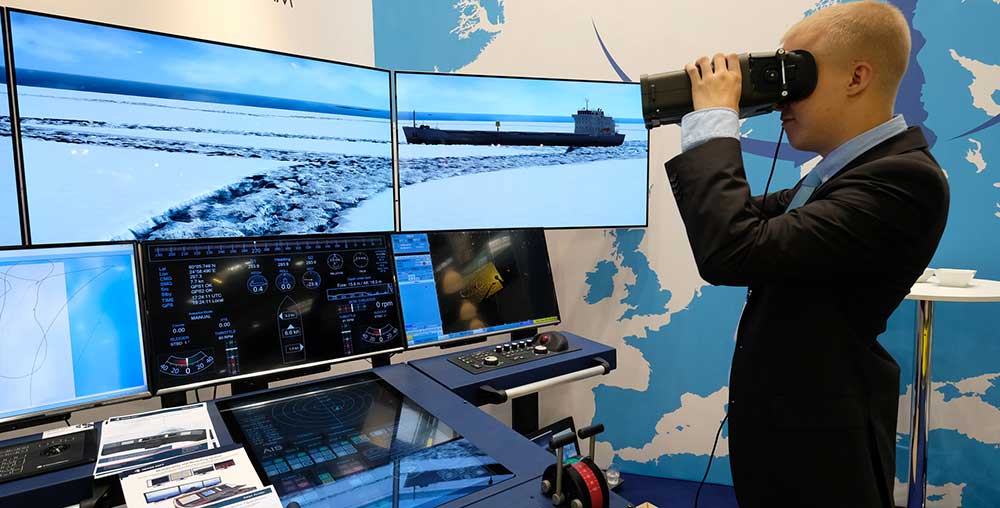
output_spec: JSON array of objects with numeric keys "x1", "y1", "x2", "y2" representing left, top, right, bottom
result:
[
  {"x1": 213, "y1": 385, "x2": 218, "y2": 400},
  {"x1": 693, "y1": 413, "x2": 728, "y2": 508},
  {"x1": 760, "y1": 126, "x2": 785, "y2": 213},
  {"x1": 693, "y1": 125, "x2": 783, "y2": 508}
]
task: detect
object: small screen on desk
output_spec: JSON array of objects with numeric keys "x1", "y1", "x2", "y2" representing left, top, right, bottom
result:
[
  {"x1": 142, "y1": 234, "x2": 404, "y2": 392},
  {"x1": 392, "y1": 229, "x2": 560, "y2": 348},
  {"x1": 217, "y1": 373, "x2": 514, "y2": 508}
]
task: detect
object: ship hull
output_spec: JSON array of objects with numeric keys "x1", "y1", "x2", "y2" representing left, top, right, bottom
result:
[{"x1": 402, "y1": 126, "x2": 625, "y2": 147}]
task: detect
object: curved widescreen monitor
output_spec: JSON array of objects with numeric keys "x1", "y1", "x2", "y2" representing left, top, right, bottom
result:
[
  {"x1": 0, "y1": 242, "x2": 149, "y2": 427},
  {"x1": 142, "y1": 234, "x2": 405, "y2": 394},
  {"x1": 394, "y1": 71, "x2": 648, "y2": 231},
  {"x1": 392, "y1": 229, "x2": 560, "y2": 349},
  {"x1": 0, "y1": 14, "x2": 21, "y2": 246},
  {"x1": 8, "y1": 10, "x2": 394, "y2": 244}
]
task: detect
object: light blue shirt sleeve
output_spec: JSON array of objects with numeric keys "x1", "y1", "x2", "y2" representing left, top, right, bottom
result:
[{"x1": 680, "y1": 107, "x2": 740, "y2": 152}]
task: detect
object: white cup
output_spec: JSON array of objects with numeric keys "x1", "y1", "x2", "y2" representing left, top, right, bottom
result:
[
  {"x1": 916, "y1": 268, "x2": 935, "y2": 283},
  {"x1": 934, "y1": 268, "x2": 976, "y2": 288}
]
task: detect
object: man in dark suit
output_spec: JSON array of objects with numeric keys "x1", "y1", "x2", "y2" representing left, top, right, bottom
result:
[{"x1": 664, "y1": 2, "x2": 949, "y2": 506}]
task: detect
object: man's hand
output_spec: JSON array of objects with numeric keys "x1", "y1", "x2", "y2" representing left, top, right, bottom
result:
[{"x1": 685, "y1": 53, "x2": 742, "y2": 111}]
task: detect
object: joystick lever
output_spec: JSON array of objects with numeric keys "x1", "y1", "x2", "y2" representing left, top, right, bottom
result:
[
  {"x1": 577, "y1": 424, "x2": 604, "y2": 461},
  {"x1": 541, "y1": 423, "x2": 611, "y2": 508},
  {"x1": 545, "y1": 430, "x2": 577, "y2": 506}
]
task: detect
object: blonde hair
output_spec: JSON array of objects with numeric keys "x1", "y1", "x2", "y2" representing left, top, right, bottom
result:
[{"x1": 782, "y1": 1, "x2": 911, "y2": 95}]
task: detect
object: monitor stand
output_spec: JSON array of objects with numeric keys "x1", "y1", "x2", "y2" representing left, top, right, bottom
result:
[
  {"x1": 159, "y1": 392, "x2": 188, "y2": 409},
  {"x1": 230, "y1": 363, "x2": 333, "y2": 396},
  {"x1": 371, "y1": 353, "x2": 392, "y2": 368},
  {"x1": 509, "y1": 327, "x2": 540, "y2": 435}
]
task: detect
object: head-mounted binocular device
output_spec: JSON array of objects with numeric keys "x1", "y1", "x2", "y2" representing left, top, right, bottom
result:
[{"x1": 640, "y1": 49, "x2": 817, "y2": 129}]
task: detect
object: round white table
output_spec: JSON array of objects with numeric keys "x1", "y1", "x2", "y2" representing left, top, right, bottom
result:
[{"x1": 904, "y1": 278, "x2": 1000, "y2": 508}]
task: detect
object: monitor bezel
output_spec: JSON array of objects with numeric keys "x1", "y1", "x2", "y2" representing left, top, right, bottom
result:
[
  {"x1": 392, "y1": 69, "x2": 650, "y2": 232},
  {"x1": 0, "y1": 240, "x2": 152, "y2": 428},
  {"x1": 138, "y1": 232, "x2": 406, "y2": 395},
  {"x1": 5, "y1": 7, "x2": 397, "y2": 245},
  {"x1": 392, "y1": 228, "x2": 562, "y2": 351},
  {"x1": 0, "y1": 10, "x2": 27, "y2": 246}
]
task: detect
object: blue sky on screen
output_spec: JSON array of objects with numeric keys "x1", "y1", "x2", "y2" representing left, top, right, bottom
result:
[
  {"x1": 9, "y1": 11, "x2": 389, "y2": 110},
  {"x1": 396, "y1": 72, "x2": 642, "y2": 121}
]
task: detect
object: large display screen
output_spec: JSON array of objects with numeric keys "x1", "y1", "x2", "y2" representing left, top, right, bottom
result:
[
  {"x1": 0, "y1": 16, "x2": 21, "y2": 246},
  {"x1": 218, "y1": 373, "x2": 514, "y2": 508},
  {"x1": 143, "y1": 234, "x2": 404, "y2": 393},
  {"x1": 395, "y1": 72, "x2": 648, "y2": 230},
  {"x1": 392, "y1": 229, "x2": 560, "y2": 348},
  {"x1": 9, "y1": 10, "x2": 394, "y2": 244},
  {"x1": 0, "y1": 242, "x2": 148, "y2": 425}
]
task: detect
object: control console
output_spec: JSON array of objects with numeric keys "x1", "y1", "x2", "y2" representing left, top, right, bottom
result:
[
  {"x1": 448, "y1": 331, "x2": 579, "y2": 374},
  {"x1": 0, "y1": 430, "x2": 96, "y2": 484}
]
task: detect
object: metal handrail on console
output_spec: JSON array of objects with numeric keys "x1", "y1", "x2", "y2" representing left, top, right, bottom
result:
[{"x1": 479, "y1": 358, "x2": 612, "y2": 405}]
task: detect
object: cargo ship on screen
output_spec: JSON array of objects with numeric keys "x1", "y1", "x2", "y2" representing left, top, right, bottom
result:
[{"x1": 402, "y1": 105, "x2": 625, "y2": 147}]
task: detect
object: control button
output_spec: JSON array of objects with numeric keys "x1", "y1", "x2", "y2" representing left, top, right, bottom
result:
[
  {"x1": 495, "y1": 345, "x2": 504, "y2": 352},
  {"x1": 43, "y1": 444, "x2": 69, "y2": 456},
  {"x1": 483, "y1": 355, "x2": 500, "y2": 366},
  {"x1": 534, "y1": 345, "x2": 549, "y2": 355}
]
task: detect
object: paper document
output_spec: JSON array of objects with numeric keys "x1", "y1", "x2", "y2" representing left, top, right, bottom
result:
[
  {"x1": 120, "y1": 444, "x2": 281, "y2": 508},
  {"x1": 94, "y1": 403, "x2": 219, "y2": 478}
]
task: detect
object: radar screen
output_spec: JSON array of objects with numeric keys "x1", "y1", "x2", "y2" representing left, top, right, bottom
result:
[{"x1": 142, "y1": 234, "x2": 403, "y2": 392}]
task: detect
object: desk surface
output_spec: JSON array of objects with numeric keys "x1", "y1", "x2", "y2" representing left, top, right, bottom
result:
[{"x1": 906, "y1": 278, "x2": 1000, "y2": 302}]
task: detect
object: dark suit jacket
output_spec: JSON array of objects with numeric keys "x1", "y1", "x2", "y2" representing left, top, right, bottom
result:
[{"x1": 664, "y1": 126, "x2": 948, "y2": 507}]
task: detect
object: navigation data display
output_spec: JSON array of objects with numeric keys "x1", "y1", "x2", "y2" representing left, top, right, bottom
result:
[
  {"x1": 218, "y1": 374, "x2": 513, "y2": 508},
  {"x1": 143, "y1": 235, "x2": 403, "y2": 392},
  {"x1": 392, "y1": 229, "x2": 560, "y2": 348},
  {"x1": 0, "y1": 242, "x2": 148, "y2": 425}
]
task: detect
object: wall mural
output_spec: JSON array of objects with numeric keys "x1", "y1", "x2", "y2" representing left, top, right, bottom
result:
[{"x1": 372, "y1": 1, "x2": 1000, "y2": 506}]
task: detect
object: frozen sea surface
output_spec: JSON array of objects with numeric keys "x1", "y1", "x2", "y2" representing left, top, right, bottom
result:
[
  {"x1": 17, "y1": 88, "x2": 394, "y2": 241},
  {"x1": 401, "y1": 158, "x2": 648, "y2": 230}
]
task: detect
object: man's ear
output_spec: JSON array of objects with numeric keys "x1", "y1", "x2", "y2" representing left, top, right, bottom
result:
[{"x1": 846, "y1": 60, "x2": 874, "y2": 97}]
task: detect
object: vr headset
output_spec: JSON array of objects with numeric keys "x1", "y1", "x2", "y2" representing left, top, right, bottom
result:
[{"x1": 640, "y1": 49, "x2": 817, "y2": 129}]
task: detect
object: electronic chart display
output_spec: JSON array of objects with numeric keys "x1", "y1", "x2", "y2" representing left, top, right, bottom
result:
[
  {"x1": 142, "y1": 234, "x2": 404, "y2": 393},
  {"x1": 0, "y1": 17, "x2": 20, "y2": 246},
  {"x1": 392, "y1": 229, "x2": 560, "y2": 348},
  {"x1": 218, "y1": 373, "x2": 514, "y2": 508},
  {"x1": 0, "y1": 242, "x2": 148, "y2": 426},
  {"x1": 9, "y1": 10, "x2": 394, "y2": 244},
  {"x1": 395, "y1": 71, "x2": 648, "y2": 231}
]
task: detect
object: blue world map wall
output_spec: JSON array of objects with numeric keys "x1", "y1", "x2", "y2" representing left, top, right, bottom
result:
[{"x1": 372, "y1": 0, "x2": 1000, "y2": 505}]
